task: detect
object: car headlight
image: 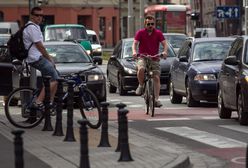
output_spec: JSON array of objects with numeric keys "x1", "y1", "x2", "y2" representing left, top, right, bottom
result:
[
  {"x1": 93, "y1": 47, "x2": 102, "y2": 52},
  {"x1": 86, "y1": 50, "x2": 91, "y2": 55},
  {"x1": 124, "y1": 67, "x2": 136, "y2": 74},
  {"x1": 194, "y1": 74, "x2": 216, "y2": 81},
  {"x1": 87, "y1": 74, "x2": 104, "y2": 81},
  {"x1": 245, "y1": 76, "x2": 248, "y2": 83}
]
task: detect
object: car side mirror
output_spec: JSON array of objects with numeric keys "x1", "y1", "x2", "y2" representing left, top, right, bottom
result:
[
  {"x1": 224, "y1": 56, "x2": 239, "y2": 65},
  {"x1": 110, "y1": 55, "x2": 117, "y2": 60},
  {"x1": 179, "y1": 55, "x2": 188, "y2": 62}
]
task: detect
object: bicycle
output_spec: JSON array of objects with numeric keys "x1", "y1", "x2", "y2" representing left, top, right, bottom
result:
[
  {"x1": 137, "y1": 53, "x2": 164, "y2": 117},
  {"x1": 4, "y1": 60, "x2": 102, "y2": 129}
]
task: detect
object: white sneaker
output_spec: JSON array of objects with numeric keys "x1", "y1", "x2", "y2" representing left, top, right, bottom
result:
[
  {"x1": 155, "y1": 100, "x2": 162, "y2": 107},
  {"x1": 135, "y1": 85, "x2": 143, "y2": 95}
]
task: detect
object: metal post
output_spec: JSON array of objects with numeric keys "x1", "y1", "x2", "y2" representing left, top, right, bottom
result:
[
  {"x1": 245, "y1": 0, "x2": 248, "y2": 35},
  {"x1": 140, "y1": 0, "x2": 144, "y2": 29},
  {"x1": 128, "y1": 0, "x2": 134, "y2": 38}
]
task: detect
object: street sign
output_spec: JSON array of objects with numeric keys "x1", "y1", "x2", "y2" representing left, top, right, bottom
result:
[{"x1": 216, "y1": 6, "x2": 240, "y2": 19}]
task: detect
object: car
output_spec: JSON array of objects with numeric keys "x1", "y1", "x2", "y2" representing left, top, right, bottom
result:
[
  {"x1": 163, "y1": 33, "x2": 187, "y2": 54},
  {"x1": 44, "y1": 24, "x2": 93, "y2": 56},
  {"x1": 169, "y1": 37, "x2": 235, "y2": 107},
  {"x1": 0, "y1": 34, "x2": 11, "y2": 45},
  {"x1": 106, "y1": 38, "x2": 176, "y2": 95},
  {"x1": 0, "y1": 41, "x2": 106, "y2": 102},
  {"x1": 43, "y1": 41, "x2": 106, "y2": 102},
  {"x1": 0, "y1": 22, "x2": 19, "y2": 35},
  {"x1": 218, "y1": 36, "x2": 248, "y2": 125},
  {"x1": 86, "y1": 29, "x2": 103, "y2": 65}
]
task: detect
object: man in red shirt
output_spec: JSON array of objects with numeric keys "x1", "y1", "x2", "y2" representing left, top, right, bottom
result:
[{"x1": 132, "y1": 15, "x2": 168, "y2": 107}]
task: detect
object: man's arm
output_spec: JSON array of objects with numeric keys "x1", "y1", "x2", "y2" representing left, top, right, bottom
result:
[
  {"x1": 161, "y1": 40, "x2": 168, "y2": 58},
  {"x1": 132, "y1": 39, "x2": 139, "y2": 58},
  {"x1": 35, "y1": 42, "x2": 54, "y2": 63}
]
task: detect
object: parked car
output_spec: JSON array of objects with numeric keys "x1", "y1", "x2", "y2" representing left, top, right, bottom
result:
[
  {"x1": 86, "y1": 29, "x2": 103, "y2": 65},
  {"x1": 169, "y1": 37, "x2": 235, "y2": 107},
  {"x1": 0, "y1": 34, "x2": 11, "y2": 45},
  {"x1": 0, "y1": 41, "x2": 106, "y2": 102},
  {"x1": 107, "y1": 38, "x2": 176, "y2": 95},
  {"x1": 218, "y1": 36, "x2": 248, "y2": 125},
  {"x1": 0, "y1": 22, "x2": 19, "y2": 35},
  {"x1": 163, "y1": 33, "x2": 187, "y2": 54}
]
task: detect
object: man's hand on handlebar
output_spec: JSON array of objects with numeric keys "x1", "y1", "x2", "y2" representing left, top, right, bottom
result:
[{"x1": 161, "y1": 52, "x2": 168, "y2": 59}]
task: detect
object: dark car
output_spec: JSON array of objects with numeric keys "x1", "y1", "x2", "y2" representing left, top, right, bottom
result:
[
  {"x1": 218, "y1": 36, "x2": 248, "y2": 125},
  {"x1": 107, "y1": 38, "x2": 176, "y2": 95},
  {"x1": 0, "y1": 41, "x2": 106, "y2": 102},
  {"x1": 169, "y1": 37, "x2": 235, "y2": 107}
]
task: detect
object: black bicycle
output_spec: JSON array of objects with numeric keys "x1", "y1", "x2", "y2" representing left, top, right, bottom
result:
[
  {"x1": 5, "y1": 60, "x2": 102, "y2": 129},
  {"x1": 138, "y1": 53, "x2": 164, "y2": 117}
]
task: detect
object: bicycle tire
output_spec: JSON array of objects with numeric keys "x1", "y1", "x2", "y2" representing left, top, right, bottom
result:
[
  {"x1": 5, "y1": 87, "x2": 44, "y2": 128},
  {"x1": 149, "y1": 79, "x2": 155, "y2": 117},
  {"x1": 144, "y1": 81, "x2": 149, "y2": 115},
  {"x1": 78, "y1": 87, "x2": 102, "y2": 129}
]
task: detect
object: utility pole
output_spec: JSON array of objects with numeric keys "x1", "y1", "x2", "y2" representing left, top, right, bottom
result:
[
  {"x1": 128, "y1": 0, "x2": 134, "y2": 38},
  {"x1": 245, "y1": 0, "x2": 248, "y2": 35},
  {"x1": 140, "y1": 0, "x2": 144, "y2": 29}
]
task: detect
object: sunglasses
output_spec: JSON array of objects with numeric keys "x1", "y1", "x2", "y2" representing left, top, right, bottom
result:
[
  {"x1": 146, "y1": 23, "x2": 154, "y2": 26},
  {"x1": 33, "y1": 13, "x2": 44, "y2": 17}
]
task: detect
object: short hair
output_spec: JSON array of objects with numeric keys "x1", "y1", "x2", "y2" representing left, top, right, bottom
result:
[
  {"x1": 31, "y1": 7, "x2": 42, "y2": 15},
  {"x1": 144, "y1": 15, "x2": 155, "y2": 25}
]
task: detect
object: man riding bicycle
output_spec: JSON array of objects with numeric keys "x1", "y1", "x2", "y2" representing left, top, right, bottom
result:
[{"x1": 132, "y1": 15, "x2": 168, "y2": 107}]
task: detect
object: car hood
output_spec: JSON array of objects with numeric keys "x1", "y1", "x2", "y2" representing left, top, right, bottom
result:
[
  {"x1": 121, "y1": 57, "x2": 176, "y2": 72},
  {"x1": 191, "y1": 61, "x2": 222, "y2": 73}
]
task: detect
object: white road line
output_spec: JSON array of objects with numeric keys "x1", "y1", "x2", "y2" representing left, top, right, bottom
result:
[
  {"x1": 156, "y1": 126, "x2": 246, "y2": 148},
  {"x1": 219, "y1": 125, "x2": 248, "y2": 134},
  {"x1": 147, "y1": 118, "x2": 190, "y2": 121},
  {"x1": 201, "y1": 116, "x2": 220, "y2": 120}
]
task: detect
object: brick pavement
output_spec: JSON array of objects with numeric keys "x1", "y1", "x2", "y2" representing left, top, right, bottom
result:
[{"x1": 0, "y1": 105, "x2": 227, "y2": 168}]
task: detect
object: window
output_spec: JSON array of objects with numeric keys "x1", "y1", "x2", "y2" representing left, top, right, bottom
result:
[{"x1": 99, "y1": 17, "x2": 106, "y2": 40}]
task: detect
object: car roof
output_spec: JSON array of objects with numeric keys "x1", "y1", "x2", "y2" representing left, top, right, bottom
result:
[
  {"x1": 86, "y1": 29, "x2": 96, "y2": 35},
  {"x1": 163, "y1": 33, "x2": 187, "y2": 36},
  {"x1": 43, "y1": 41, "x2": 79, "y2": 46},
  {"x1": 45, "y1": 24, "x2": 85, "y2": 28},
  {"x1": 192, "y1": 37, "x2": 236, "y2": 43}
]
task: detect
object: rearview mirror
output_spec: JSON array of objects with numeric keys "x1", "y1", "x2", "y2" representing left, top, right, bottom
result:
[
  {"x1": 224, "y1": 56, "x2": 239, "y2": 65},
  {"x1": 179, "y1": 56, "x2": 188, "y2": 62}
]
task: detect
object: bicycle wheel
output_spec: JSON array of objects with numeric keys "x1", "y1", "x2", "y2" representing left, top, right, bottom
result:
[
  {"x1": 148, "y1": 79, "x2": 155, "y2": 117},
  {"x1": 5, "y1": 87, "x2": 44, "y2": 128},
  {"x1": 144, "y1": 81, "x2": 149, "y2": 115},
  {"x1": 78, "y1": 87, "x2": 102, "y2": 129}
]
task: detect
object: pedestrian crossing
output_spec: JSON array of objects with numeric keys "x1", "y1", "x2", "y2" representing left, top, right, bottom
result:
[{"x1": 155, "y1": 126, "x2": 247, "y2": 148}]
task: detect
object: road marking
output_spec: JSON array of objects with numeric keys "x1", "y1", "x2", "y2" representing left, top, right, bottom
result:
[
  {"x1": 156, "y1": 126, "x2": 246, "y2": 148},
  {"x1": 231, "y1": 157, "x2": 246, "y2": 165},
  {"x1": 219, "y1": 125, "x2": 248, "y2": 134},
  {"x1": 201, "y1": 116, "x2": 220, "y2": 120},
  {"x1": 147, "y1": 118, "x2": 190, "y2": 121}
]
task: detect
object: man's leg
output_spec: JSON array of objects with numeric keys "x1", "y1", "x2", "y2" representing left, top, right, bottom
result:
[
  {"x1": 153, "y1": 74, "x2": 160, "y2": 100},
  {"x1": 136, "y1": 59, "x2": 145, "y2": 95},
  {"x1": 50, "y1": 80, "x2": 58, "y2": 103}
]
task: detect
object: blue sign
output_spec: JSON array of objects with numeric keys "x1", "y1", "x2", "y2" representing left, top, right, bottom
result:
[{"x1": 216, "y1": 6, "x2": 240, "y2": 19}]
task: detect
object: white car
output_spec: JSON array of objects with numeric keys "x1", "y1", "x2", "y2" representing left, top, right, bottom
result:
[{"x1": 86, "y1": 29, "x2": 103, "y2": 65}]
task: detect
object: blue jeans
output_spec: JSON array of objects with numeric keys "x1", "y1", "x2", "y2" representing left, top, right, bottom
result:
[{"x1": 29, "y1": 56, "x2": 59, "y2": 81}]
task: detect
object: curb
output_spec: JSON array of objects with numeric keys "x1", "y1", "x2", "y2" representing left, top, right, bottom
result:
[{"x1": 164, "y1": 154, "x2": 191, "y2": 168}]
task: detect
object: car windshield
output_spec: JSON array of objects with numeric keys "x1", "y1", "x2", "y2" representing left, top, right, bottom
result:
[
  {"x1": 122, "y1": 40, "x2": 176, "y2": 59},
  {"x1": 45, "y1": 27, "x2": 88, "y2": 41},
  {"x1": 164, "y1": 34, "x2": 187, "y2": 48},
  {"x1": 45, "y1": 44, "x2": 92, "y2": 63},
  {"x1": 0, "y1": 36, "x2": 10, "y2": 45},
  {"x1": 88, "y1": 34, "x2": 100, "y2": 44},
  {"x1": 193, "y1": 41, "x2": 232, "y2": 62}
]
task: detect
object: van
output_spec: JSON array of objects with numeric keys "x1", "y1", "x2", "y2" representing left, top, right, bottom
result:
[
  {"x1": 86, "y1": 29, "x2": 102, "y2": 65},
  {"x1": 44, "y1": 24, "x2": 92, "y2": 56},
  {"x1": 0, "y1": 22, "x2": 19, "y2": 35},
  {"x1": 194, "y1": 28, "x2": 216, "y2": 38}
]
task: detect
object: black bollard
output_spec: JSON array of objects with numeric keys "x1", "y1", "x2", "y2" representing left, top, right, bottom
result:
[
  {"x1": 115, "y1": 103, "x2": 126, "y2": 152},
  {"x1": 64, "y1": 80, "x2": 76, "y2": 142},
  {"x1": 53, "y1": 78, "x2": 65, "y2": 136},
  {"x1": 118, "y1": 108, "x2": 133, "y2": 162},
  {"x1": 246, "y1": 144, "x2": 248, "y2": 168},
  {"x1": 12, "y1": 130, "x2": 25, "y2": 168},
  {"x1": 78, "y1": 119, "x2": 90, "y2": 168},
  {"x1": 98, "y1": 102, "x2": 111, "y2": 147},
  {"x1": 42, "y1": 76, "x2": 53, "y2": 131}
]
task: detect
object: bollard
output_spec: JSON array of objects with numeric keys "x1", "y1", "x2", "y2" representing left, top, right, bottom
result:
[
  {"x1": 42, "y1": 76, "x2": 53, "y2": 131},
  {"x1": 118, "y1": 108, "x2": 133, "y2": 162},
  {"x1": 98, "y1": 102, "x2": 111, "y2": 147},
  {"x1": 246, "y1": 144, "x2": 248, "y2": 168},
  {"x1": 53, "y1": 78, "x2": 65, "y2": 136},
  {"x1": 12, "y1": 130, "x2": 25, "y2": 168},
  {"x1": 64, "y1": 80, "x2": 76, "y2": 142},
  {"x1": 78, "y1": 119, "x2": 90, "y2": 168},
  {"x1": 115, "y1": 103, "x2": 126, "y2": 152}
]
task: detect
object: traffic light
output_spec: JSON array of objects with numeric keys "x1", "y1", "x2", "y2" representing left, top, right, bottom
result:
[{"x1": 191, "y1": 12, "x2": 199, "y2": 20}]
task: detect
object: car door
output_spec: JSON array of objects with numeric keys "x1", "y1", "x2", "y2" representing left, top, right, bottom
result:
[
  {"x1": 176, "y1": 41, "x2": 191, "y2": 93},
  {"x1": 0, "y1": 45, "x2": 14, "y2": 95},
  {"x1": 222, "y1": 38, "x2": 242, "y2": 108}
]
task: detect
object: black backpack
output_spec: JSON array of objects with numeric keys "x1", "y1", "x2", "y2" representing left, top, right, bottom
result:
[{"x1": 7, "y1": 23, "x2": 34, "y2": 61}]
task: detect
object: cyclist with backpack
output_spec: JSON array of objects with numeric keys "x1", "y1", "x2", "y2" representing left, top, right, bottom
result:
[
  {"x1": 23, "y1": 7, "x2": 59, "y2": 110},
  {"x1": 132, "y1": 15, "x2": 168, "y2": 107}
]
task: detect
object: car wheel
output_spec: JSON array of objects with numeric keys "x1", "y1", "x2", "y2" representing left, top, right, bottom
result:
[
  {"x1": 109, "y1": 83, "x2": 117, "y2": 93},
  {"x1": 98, "y1": 60, "x2": 102, "y2": 65},
  {"x1": 217, "y1": 89, "x2": 232, "y2": 119},
  {"x1": 169, "y1": 81, "x2": 182, "y2": 104},
  {"x1": 238, "y1": 90, "x2": 248, "y2": 125},
  {"x1": 186, "y1": 80, "x2": 200, "y2": 107},
  {"x1": 118, "y1": 74, "x2": 127, "y2": 96}
]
